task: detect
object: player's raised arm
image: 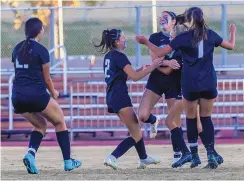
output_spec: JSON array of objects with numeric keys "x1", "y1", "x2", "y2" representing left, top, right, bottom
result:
[{"x1": 220, "y1": 24, "x2": 237, "y2": 50}]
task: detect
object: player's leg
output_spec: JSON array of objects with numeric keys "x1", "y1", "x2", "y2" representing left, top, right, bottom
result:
[
  {"x1": 104, "y1": 107, "x2": 160, "y2": 170},
  {"x1": 190, "y1": 104, "x2": 202, "y2": 168},
  {"x1": 165, "y1": 99, "x2": 184, "y2": 164},
  {"x1": 199, "y1": 90, "x2": 223, "y2": 169},
  {"x1": 40, "y1": 98, "x2": 81, "y2": 171},
  {"x1": 21, "y1": 112, "x2": 47, "y2": 174},
  {"x1": 138, "y1": 89, "x2": 161, "y2": 138}
]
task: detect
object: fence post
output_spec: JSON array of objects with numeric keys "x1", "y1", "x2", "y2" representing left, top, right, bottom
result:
[
  {"x1": 49, "y1": 8, "x2": 55, "y2": 66},
  {"x1": 136, "y1": 6, "x2": 141, "y2": 68},
  {"x1": 221, "y1": 4, "x2": 227, "y2": 66}
]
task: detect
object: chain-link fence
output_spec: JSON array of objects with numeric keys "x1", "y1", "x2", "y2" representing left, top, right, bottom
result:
[{"x1": 1, "y1": 3, "x2": 244, "y2": 67}]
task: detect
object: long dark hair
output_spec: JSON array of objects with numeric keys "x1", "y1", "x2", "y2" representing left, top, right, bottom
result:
[
  {"x1": 93, "y1": 29, "x2": 121, "y2": 54},
  {"x1": 185, "y1": 7, "x2": 208, "y2": 47},
  {"x1": 18, "y1": 18, "x2": 43, "y2": 57}
]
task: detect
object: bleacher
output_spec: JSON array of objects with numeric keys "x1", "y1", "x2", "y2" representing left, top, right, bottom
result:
[{"x1": 1, "y1": 72, "x2": 244, "y2": 140}]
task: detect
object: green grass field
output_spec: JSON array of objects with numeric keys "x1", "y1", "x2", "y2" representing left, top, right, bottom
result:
[{"x1": 1, "y1": 18, "x2": 244, "y2": 58}]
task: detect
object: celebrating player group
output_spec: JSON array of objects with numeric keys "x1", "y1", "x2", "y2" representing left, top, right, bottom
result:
[{"x1": 11, "y1": 6, "x2": 236, "y2": 174}]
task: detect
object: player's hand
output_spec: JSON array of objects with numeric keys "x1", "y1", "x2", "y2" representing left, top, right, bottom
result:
[
  {"x1": 229, "y1": 24, "x2": 237, "y2": 35},
  {"x1": 52, "y1": 89, "x2": 59, "y2": 100},
  {"x1": 152, "y1": 57, "x2": 164, "y2": 68},
  {"x1": 141, "y1": 64, "x2": 150, "y2": 71},
  {"x1": 168, "y1": 59, "x2": 180, "y2": 69},
  {"x1": 136, "y1": 35, "x2": 148, "y2": 45}
]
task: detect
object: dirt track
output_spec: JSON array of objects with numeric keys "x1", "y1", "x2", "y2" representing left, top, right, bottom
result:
[{"x1": 1, "y1": 144, "x2": 244, "y2": 180}]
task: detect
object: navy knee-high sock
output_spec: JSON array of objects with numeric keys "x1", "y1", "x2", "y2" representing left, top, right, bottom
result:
[
  {"x1": 111, "y1": 137, "x2": 136, "y2": 159},
  {"x1": 134, "y1": 138, "x2": 148, "y2": 159},
  {"x1": 56, "y1": 130, "x2": 71, "y2": 160},
  {"x1": 200, "y1": 116, "x2": 215, "y2": 155},
  {"x1": 171, "y1": 127, "x2": 190, "y2": 155},
  {"x1": 145, "y1": 114, "x2": 157, "y2": 124},
  {"x1": 186, "y1": 118, "x2": 199, "y2": 155},
  {"x1": 28, "y1": 131, "x2": 44, "y2": 157}
]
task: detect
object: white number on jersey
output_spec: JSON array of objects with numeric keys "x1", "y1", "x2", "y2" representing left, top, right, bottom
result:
[
  {"x1": 104, "y1": 59, "x2": 110, "y2": 78},
  {"x1": 16, "y1": 58, "x2": 29, "y2": 69},
  {"x1": 198, "y1": 40, "x2": 204, "y2": 58}
]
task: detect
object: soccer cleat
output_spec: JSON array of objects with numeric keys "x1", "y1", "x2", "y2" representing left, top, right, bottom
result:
[
  {"x1": 172, "y1": 154, "x2": 182, "y2": 165},
  {"x1": 214, "y1": 151, "x2": 224, "y2": 165},
  {"x1": 23, "y1": 152, "x2": 39, "y2": 174},
  {"x1": 137, "y1": 156, "x2": 161, "y2": 169},
  {"x1": 190, "y1": 153, "x2": 201, "y2": 168},
  {"x1": 203, "y1": 154, "x2": 218, "y2": 169},
  {"x1": 149, "y1": 117, "x2": 160, "y2": 138},
  {"x1": 172, "y1": 152, "x2": 192, "y2": 168},
  {"x1": 104, "y1": 155, "x2": 118, "y2": 170},
  {"x1": 64, "y1": 158, "x2": 82, "y2": 171}
]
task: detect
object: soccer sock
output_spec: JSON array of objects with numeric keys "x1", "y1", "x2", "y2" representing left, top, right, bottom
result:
[
  {"x1": 186, "y1": 118, "x2": 199, "y2": 155},
  {"x1": 145, "y1": 114, "x2": 157, "y2": 124},
  {"x1": 200, "y1": 116, "x2": 215, "y2": 155},
  {"x1": 134, "y1": 138, "x2": 148, "y2": 160},
  {"x1": 56, "y1": 130, "x2": 71, "y2": 160},
  {"x1": 171, "y1": 127, "x2": 190, "y2": 155},
  {"x1": 111, "y1": 137, "x2": 136, "y2": 159},
  {"x1": 28, "y1": 131, "x2": 43, "y2": 157}
]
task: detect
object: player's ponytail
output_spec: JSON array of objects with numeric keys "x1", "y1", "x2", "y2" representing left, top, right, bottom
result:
[
  {"x1": 185, "y1": 7, "x2": 208, "y2": 47},
  {"x1": 93, "y1": 29, "x2": 121, "y2": 54},
  {"x1": 18, "y1": 18, "x2": 43, "y2": 58}
]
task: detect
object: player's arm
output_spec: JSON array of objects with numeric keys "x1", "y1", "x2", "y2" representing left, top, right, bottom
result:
[
  {"x1": 149, "y1": 51, "x2": 179, "y2": 75},
  {"x1": 136, "y1": 36, "x2": 173, "y2": 57},
  {"x1": 41, "y1": 48, "x2": 59, "y2": 99},
  {"x1": 42, "y1": 63, "x2": 57, "y2": 98},
  {"x1": 123, "y1": 58, "x2": 163, "y2": 82},
  {"x1": 220, "y1": 24, "x2": 236, "y2": 50}
]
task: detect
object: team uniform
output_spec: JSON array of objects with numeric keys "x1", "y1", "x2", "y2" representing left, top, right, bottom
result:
[
  {"x1": 103, "y1": 49, "x2": 132, "y2": 113},
  {"x1": 146, "y1": 32, "x2": 181, "y2": 99},
  {"x1": 169, "y1": 29, "x2": 222, "y2": 101},
  {"x1": 12, "y1": 39, "x2": 50, "y2": 113}
]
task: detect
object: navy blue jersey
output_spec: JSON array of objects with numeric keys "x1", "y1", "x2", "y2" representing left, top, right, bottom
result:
[
  {"x1": 149, "y1": 31, "x2": 179, "y2": 87},
  {"x1": 169, "y1": 29, "x2": 223, "y2": 92},
  {"x1": 12, "y1": 39, "x2": 50, "y2": 95},
  {"x1": 104, "y1": 50, "x2": 131, "y2": 93},
  {"x1": 165, "y1": 49, "x2": 183, "y2": 88}
]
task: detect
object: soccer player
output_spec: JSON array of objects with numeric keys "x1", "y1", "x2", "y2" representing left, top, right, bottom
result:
[
  {"x1": 11, "y1": 18, "x2": 81, "y2": 174},
  {"x1": 93, "y1": 29, "x2": 176, "y2": 170},
  {"x1": 136, "y1": 7, "x2": 236, "y2": 169},
  {"x1": 138, "y1": 11, "x2": 178, "y2": 139}
]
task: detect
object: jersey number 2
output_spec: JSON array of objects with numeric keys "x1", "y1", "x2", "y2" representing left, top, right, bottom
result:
[
  {"x1": 16, "y1": 58, "x2": 28, "y2": 69},
  {"x1": 198, "y1": 40, "x2": 204, "y2": 58},
  {"x1": 104, "y1": 59, "x2": 110, "y2": 78}
]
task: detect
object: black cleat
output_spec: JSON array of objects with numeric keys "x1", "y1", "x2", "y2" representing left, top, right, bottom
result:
[
  {"x1": 203, "y1": 154, "x2": 218, "y2": 169},
  {"x1": 190, "y1": 153, "x2": 201, "y2": 168}
]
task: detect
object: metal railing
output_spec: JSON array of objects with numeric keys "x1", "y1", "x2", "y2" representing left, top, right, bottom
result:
[{"x1": 69, "y1": 79, "x2": 244, "y2": 140}]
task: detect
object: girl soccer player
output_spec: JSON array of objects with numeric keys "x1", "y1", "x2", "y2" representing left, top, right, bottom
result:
[
  {"x1": 11, "y1": 18, "x2": 81, "y2": 174},
  {"x1": 138, "y1": 11, "x2": 178, "y2": 139},
  {"x1": 136, "y1": 7, "x2": 236, "y2": 169},
  {"x1": 167, "y1": 22, "x2": 203, "y2": 168},
  {"x1": 93, "y1": 29, "x2": 179, "y2": 170}
]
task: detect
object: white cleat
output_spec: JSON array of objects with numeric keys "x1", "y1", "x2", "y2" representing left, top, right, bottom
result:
[
  {"x1": 137, "y1": 156, "x2": 161, "y2": 169},
  {"x1": 149, "y1": 117, "x2": 160, "y2": 138},
  {"x1": 104, "y1": 155, "x2": 118, "y2": 170}
]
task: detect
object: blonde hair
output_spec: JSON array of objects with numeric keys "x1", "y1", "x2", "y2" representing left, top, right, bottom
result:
[{"x1": 172, "y1": 23, "x2": 189, "y2": 36}]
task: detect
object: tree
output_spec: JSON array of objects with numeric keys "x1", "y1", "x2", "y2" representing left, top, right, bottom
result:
[{"x1": 1, "y1": 0, "x2": 104, "y2": 29}]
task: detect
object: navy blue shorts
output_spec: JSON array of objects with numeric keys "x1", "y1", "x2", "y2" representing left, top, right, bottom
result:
[
  {"x1": 146, "y1": 79, "x2": 181, "y2": 99},
  {"x1": 182, "y1": 88, "x2": 218, "y2": 101},
  {"x1": 106, "y1": 92, "x2": 133, "y2": 113},
  {"x1": 12, "y1": 91, "x2": 50, "y2": 114}
]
